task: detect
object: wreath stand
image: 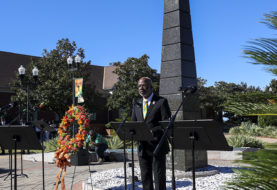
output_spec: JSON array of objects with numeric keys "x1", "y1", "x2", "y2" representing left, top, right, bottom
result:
[
  {"x1": 54, "y1": 105, "x2": 91, "y2": 190},
  {"x1": 69, "y1": 148, "x2": 93, "y2": 190}
]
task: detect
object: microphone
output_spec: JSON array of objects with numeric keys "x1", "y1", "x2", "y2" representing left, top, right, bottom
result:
[
  {"x1": 179, "y1": 85, "x2": 197, "y2": 94},
  {"x1": 0, "y1": 102, "x2": 17, "y2": 112}
]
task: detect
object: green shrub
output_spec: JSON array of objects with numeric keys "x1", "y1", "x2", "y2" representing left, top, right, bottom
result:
[
  {"x1": 258, "y1": 115, "x2": 277, "y2": 127},
  {"x1": 261, "y1": 126, "x2": 277, "y2": 138},
  {"x1": 105, "y1": 128, "x2": 123, "y2": 149},
  {"x1": 227, "y1": 135, "x2": 264, "y2": 148},
  {"x1": 225, "y1": 147, "x2": 277, "y2": 189},
  {"x1": 44, "y1": 137, "x2": 59, "y2": 152},
  {"x1": 229, "y1": 122, "x2": 277, "y2": 138},
  {"x1": 107, "y1": 135, "x2": 124, "y2": 149},
  {"x1": 32, "y1": 137, "x2": 59, "y2": 153},
  {"x1": 229, "y1": 126, "x2": 242, "y2": 135},
  {"x1": 105, "y1": 128, "x2": 136, "y2": 149},
  {"x1": 264, "y1": 142, "x2": 277, "y2": 150}
]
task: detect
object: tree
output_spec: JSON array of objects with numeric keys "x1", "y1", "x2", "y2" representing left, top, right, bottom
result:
[
  {"x1": 198, "y1": 79, "x2": 262, "y2": 123},
  {"x1": 244, "y1": 11, "x2": 277, "y2": 75},
  {"x1": 107, "y1": 54, "x2": 159, "y2": 112},
  {"x1": 226, "y1": 148, "x2": 277, "y2": 190},
  {"x1": 265, "y1": 79, "x2": 277, "y2": 93},
  {"x1": 228, "y1": 11, "x2": 277, "y2": 126},
  {"x1": 11, "y1": 38, "x2": 101, "y2": 119},
  {"x1": 197, "y1": 78, "x2": 224, "y2": 121}
]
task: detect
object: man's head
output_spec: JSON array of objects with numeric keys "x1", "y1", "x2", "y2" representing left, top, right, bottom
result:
[
  {"x1": 89, "y1": 130, "x2": 95, "y2": 136},
  {"x1": 138, "y1": 77, "x2": 153, "y2": 98}
]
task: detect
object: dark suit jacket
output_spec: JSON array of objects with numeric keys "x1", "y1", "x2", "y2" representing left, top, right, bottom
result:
[{"x1": 131, "y1": 94, "x2": 171, "y2": 157}]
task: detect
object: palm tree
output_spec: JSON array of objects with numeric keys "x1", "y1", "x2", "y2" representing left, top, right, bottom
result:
[{"x1": 244, "y1": 11, "x2": 277, "y2": 75}]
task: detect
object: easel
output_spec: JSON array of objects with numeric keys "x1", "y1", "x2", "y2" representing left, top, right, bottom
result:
[
  {"x1": 70, "y1": 148, "x2": 93, "y2": 190},
  {"x1": 159, "y1": 120, "x2": 232, "y2": 190},
  {"x1": 111, "y1": 121, "x2": 154, "y2": 190},
  {"x1": 0, "y1": 126, "x2": 41, "y2": 190}
]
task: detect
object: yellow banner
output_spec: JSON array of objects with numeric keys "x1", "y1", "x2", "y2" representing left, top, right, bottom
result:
[
  {"x1": 246, "y1": 114, "x2": 277, "y2": 116},
  {"x1": 75, "y1": 78, "x2": 84, "y2": 103}
]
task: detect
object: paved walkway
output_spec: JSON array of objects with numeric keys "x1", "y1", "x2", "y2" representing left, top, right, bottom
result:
[
  {"x1": 0, "y1": 154, "x2": 241, "y2": 190},
  {"x1": 0, "y1": 154, "x2": 123, "y2": 190},
  {"x1": 1, "y1": 135, "x2": 276, "y2": 190}
]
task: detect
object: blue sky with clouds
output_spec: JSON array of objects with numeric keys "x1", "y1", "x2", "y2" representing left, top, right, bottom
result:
[{"x1": 0, "y1": 0, "x2": 276, "y2": 88}]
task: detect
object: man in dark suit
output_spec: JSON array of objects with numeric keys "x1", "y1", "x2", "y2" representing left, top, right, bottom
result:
[{"x1": 131, "y1": 77, "x2": 171, "y2": 190}]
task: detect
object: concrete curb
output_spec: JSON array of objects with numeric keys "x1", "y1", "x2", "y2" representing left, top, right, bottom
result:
[{"x1": 23, "y1": 147, "x2": 258, "y2": 163}]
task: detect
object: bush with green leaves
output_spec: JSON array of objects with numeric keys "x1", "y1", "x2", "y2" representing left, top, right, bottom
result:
[
  {"x1": 227, "y1": 135, "x2": 264, "y2": 148},
  {"x1": 225, "y1": 146, "x2": 277, "y2": 189},
  {"x1": 258, "y1": 115, "x2": 277, "y2": 127},
  {"x1": 107, "y1": 135, "x2": 124, "y2": 149},
  {"x1": 44, "y1": 137, "x2": 59, "y2": 152},
  {"x1": 230, "y1": 122, "x2": 277, "y2": 138},
  {"x1": 32, "y1": 137, "x2": 59, "y2": 153},
  {"x1": 105, "y1": 127, "x2": 135, "y2": 149}
]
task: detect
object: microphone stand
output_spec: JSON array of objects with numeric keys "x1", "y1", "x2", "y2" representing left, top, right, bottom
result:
[
  {"x1": 153, "y1": 90, "x2": 193, "y2": 190},
  {"x1": 116, "y1": 101, "x2": 135, "y2": 190}
]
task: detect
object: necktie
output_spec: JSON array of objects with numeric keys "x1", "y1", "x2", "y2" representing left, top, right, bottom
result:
[{"x1": 143, "y1": 99, "x2": 148, "y2": 119}]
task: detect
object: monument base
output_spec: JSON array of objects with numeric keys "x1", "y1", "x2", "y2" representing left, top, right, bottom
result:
[{"x1": 166, "y1": 149, "x2": 207, "y2": 171}]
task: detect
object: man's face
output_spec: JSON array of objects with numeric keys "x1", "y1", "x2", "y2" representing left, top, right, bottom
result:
[{"x1": 138, "y1": 78, "x2": 152, "y2": 98}]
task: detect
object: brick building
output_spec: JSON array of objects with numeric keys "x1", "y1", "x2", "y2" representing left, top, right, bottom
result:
[{"x1": 0, "y1": 51, "x2": 118, "y2": 132}]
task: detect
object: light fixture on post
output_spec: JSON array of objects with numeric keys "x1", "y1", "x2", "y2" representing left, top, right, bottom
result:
[
  {"x1": 67, "y1": 56, "x2": 73, "y2": 69},
  {"x1": 32, "y1": 66, "x2": 39, "y2": 82},
  {"x1": 67, "y1": 55, "x2": 82, "y2": 136},
  {"x1": 67, "y1": 55, "x2": 82, "y2": 107},
  {"x1": 18, "y1": 65, "x2": 26, "y2": 81},
  {"x1": 75, "y1": 54, "x2": 81, "y2": 70},
  {"x1": 18, "y1": 64, "x2": 42, "y2": 186},
  {"x1": 18, "y1": 65, "x2": 39, "y2": 123}
]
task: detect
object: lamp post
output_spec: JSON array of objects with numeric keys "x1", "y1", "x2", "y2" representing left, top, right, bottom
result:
[
  {"x1": 18, "y1": 65, "x2": 39, "y2": 123},
  {"x1": 67, "y1": 55, "x2": 81, "y2": 107},
  {"x1": 67, "y1": 55, "x2": 81, "y2": 136},
  {"x1": 108, "y1": 90, "x2": 113, "y2": 122}
]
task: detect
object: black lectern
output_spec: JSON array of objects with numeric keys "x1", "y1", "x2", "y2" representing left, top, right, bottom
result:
[
  {"x1": 112, "y1": 121, "x2": 153, "y2": 141},
  {"x1": 0, "y1": 126, "x2": 41, "y2": 190},
  {"x1": 160, "y1": 119, "x2": 232, "y2": 150},
  {"x1": 111, "y1": 121, "x2": 154, "y2": 190},
  {"x1": 159, "y1": 119, "x2": 232, "y2": 190}
]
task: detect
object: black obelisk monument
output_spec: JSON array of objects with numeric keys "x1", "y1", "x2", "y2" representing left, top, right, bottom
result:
[{"x1": 159, "y1": 0, "x2": 207, "y2": 170}]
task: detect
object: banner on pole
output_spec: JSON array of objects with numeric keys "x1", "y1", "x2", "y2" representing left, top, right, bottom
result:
[{"x1": 75, "y1": 78, "x2": 84, "y2": 103}]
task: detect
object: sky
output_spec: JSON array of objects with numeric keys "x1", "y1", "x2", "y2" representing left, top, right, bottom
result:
[{"x1": 0, "y1": 0, "x2": 276, "y2": 89}]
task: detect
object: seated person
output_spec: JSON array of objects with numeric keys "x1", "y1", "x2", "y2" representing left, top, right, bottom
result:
[{"x1": 86, "y1": 130, "x2": 108, "y2": 163}]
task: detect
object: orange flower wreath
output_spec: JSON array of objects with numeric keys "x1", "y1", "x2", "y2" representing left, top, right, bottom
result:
[{"x1": 54, "y1": 105, "x2": 90, "y2": 190}]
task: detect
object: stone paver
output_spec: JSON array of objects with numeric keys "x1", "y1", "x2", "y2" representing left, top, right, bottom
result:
[
  {"x1": 0, "y1": 154, "x2": 124, "y2": 190},
  {"x1": 0, "y1": 154, "x2": 240, "y2": 190},
  {"x1": 1, "y1": 135, "x2": 276, "y2": 190}
]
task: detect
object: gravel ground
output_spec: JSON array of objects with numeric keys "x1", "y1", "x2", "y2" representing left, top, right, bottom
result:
[{"x1": 85, "y1": 161, "x2": 242, "y2": 190}]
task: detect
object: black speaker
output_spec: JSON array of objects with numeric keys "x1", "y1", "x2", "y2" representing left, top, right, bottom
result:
[{"x1": 70, "y1": 149, "x2": 89, "y2": 166}]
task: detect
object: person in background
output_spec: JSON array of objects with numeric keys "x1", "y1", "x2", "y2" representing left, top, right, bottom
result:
[
  {"x1": 1, "y1": 116, "x2": 5, "y2": 125},
  {"x1": 49, "y1": 120, "x2": 58, "y2": 139},
  {"x1": 86, "y1": 130, "x2": 108, "y2": 163},
  {"x1": 0, "y1": 116, "x2": 5, "y2": 154}
]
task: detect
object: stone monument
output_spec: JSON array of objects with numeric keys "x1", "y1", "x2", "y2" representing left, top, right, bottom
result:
[{"x1": 159, "y1": 0, "x2": 207, "y2": 171}]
